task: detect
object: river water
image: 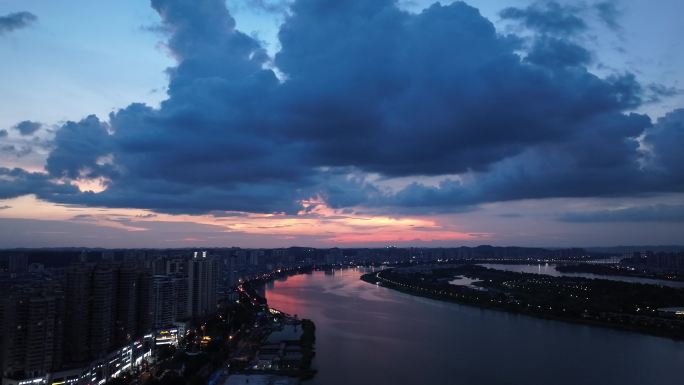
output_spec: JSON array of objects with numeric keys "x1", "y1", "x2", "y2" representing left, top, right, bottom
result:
[
  {"x1": 479, "y1": 263, "x2": 684, "y2": 288},
  {"x1": 264, "y1": 268, "x2": 684, "y2": 385}
]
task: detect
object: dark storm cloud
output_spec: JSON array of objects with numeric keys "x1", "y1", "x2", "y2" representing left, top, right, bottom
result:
[
  {"x1": 501, "y1": 1, "x2": 624, "y2": 36},
  {"x1": 12, "y1": 120, "x2": 42, "y2": 136},
  {"x1": 1, "y1": 0, "x2": 683, "y2": 216},
  {"x1": 560, "y1": 204, "x2": 684, "y2": 223},
  {"x1": 46, "y1": 115, "x2": 114, "y2": 179},
  {"x1": 642, "y1": 109, "x2": 684, "y2": 184},
  {"x1": 500, "y1": 1, "x2": 587, "y2": 36},
  {"x1": 275, "y1": 0, "x2": 644, "y2": 177},
  {"x1": 0, "y1": 11, "x2": 37, "y2": 35},
  {"x1": 594, "y1": 1, "x2": 621, "y2": 31},
  {"x1": 1, "y1": 145, "x2": 33, "y2": 157},
  {"x1": 524, "y1": 36, "x2": 591, "y2": 68},
  {"x1": 0, "y1": 129, "x2": 7, "y2": 138},
  {"x1": 0, "y1": 167, "x2": 80, "y2": 200},
  {"x1": 375, "y1": 109, "x2": 684, "y2": 211},
  {"x1": 646, "y1": 83, "x2": 681, "y2": 104}
]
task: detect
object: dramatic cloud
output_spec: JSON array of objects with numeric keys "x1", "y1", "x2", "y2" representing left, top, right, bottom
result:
[
  {"x1": 560, "y1": 204, "x2": 684, "y2": 223},
  {"x1": 12, "y1": 120, "x2": 42, "y2": 136},
  {"x1": 524, "y1": 36, "x2": 591, "y2": 68},
  {"x1": 594, "y1": 1, "x2": 621, "y2": 31},
  {"x1": 646, "y1": 84, "x2": 682, "y2": 104},
  {"x1": 501, "y1": 1, "x2": 623, "y2": 36},
  {"x1": 0, "y1": 167, "x2": 80, "y2": 201},
  {"x1": 0, "y1": 129, "x2": 7, "y2": 138},
  {"x1": 45, "y1": 115, "x2": 114, "y2": 179},
  {"x1": 1, "y1": 145, "x2": 33, "y2": 158},
  {"x1": 500, "y1": 1, "x2": 587, "y2": 36},
  {"x1": 642, "y1": 109, "x2": 684, "y2": 184},
  {"x1": 373, "y1": 108, "x2": 684, "y2": 212},
  {"x1": 0, "y1": 0, "x2": 682, "y2": 218},
  {"x1": 0, "y1": 11, "x2": 37, "y2": 35}
]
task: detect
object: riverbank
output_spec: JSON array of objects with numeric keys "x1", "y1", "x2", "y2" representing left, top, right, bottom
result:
[
  {"x1": 361, "y1": 264, "x2": 684, "y2": 340},
  {"x1": 556, "y1": 263, "x2": 684, "y2": 282},
  {"x1": 234, "y1": 280, "x2": 317, "y2": 381}
]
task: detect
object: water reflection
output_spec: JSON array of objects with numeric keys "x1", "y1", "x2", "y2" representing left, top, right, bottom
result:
[
  {"x1": 449, "y1": 276, "x2": 484, "y2": 290},
  {"x1": 264, "y1": 268, "x2": 684, "y2": 385}
]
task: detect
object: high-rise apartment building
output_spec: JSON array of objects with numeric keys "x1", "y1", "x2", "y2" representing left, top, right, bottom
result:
[
  {"x1": 151, "y1": 276, "x2": 175, "y2": 329},
  {"x1": 187, "y1": 253, "x2": 218, "y2": 319},
  {"x1": 165, "y1": 258, "x2": 187, "y2": 275},
  {"x1": 136, "y1": 272, "x2": 154, "y2": 335},
  {"x1": 89, "y1": 265, "x2": 116, "y2": 358},
  {"x1": 64, "y1": 264, "x2": 91, "y2": 364},
  {"x1": 65, "y1": 262, "x2": 144, "y2": 363},
  {"x1": 171, "y1": 274, "x2": 190, "y2": 321},
  {"x1": 115, "y1": 263, "x2": 139, "y2": 346},
  {"x1": 8, "y1": 255, "x2": 29, "y2": 278},
  {"x1": 1, "y1": 251, "x2": 224, "y2": 383},
  {"x1": 0, "y1": 283, "x2": 63, "y2": 379}
]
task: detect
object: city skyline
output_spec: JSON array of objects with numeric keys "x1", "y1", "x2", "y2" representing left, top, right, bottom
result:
[{"x1": 1, "y1": 0, "x2": 683, "y2": 248}]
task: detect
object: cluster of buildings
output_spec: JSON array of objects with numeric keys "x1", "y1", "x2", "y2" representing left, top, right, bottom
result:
[
  {"x1": 253, "y1": 324, "x2": 304, "y2": 372},
  {"x1": 0, "y1": 247, "x2": 352, "y2": 385},
  {"x1": 0, "y1": 251, "x2": 221, "y2": 385},
  {"x1": 0, "y1": 245, "x2": 601, "y2": 385},
  {"x1": 0, "y1": 246, "x2": 360, "y2": 385},
  {"x1": 622, "y1": 251, "x2": 684, "y2": 275}
]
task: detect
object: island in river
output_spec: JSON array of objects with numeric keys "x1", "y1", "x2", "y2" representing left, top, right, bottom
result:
[{"x1": 361, "y1": 263, "x2": 684, "y2": 340}]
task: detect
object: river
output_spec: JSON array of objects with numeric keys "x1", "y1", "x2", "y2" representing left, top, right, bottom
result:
[
  {"x1": 479, "y1": 263, "x2": 684, "y2": 288},
  {"x1": 264, "y1": 268, "x2": 684, "y2": 385}
]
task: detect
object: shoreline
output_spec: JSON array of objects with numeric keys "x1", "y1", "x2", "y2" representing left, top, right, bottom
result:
[
  {"x1": 361, "y1": 269, "x2": 684, "y2": 341},
  {"x1": 555, "y1": 263, "x2": 684, "y2": 283},
  {"x1": 237, "y1": 275, "x2": 318, "y2": 381}
]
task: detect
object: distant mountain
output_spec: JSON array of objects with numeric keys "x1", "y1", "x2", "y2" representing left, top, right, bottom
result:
[{"x1": 585, "y1": 245, "x2": 684, "y2": 254}]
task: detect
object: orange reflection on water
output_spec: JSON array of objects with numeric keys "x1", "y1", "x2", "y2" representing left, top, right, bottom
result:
[{"x1": 264, "y1": 275, "x2": 310, "y2": 316}]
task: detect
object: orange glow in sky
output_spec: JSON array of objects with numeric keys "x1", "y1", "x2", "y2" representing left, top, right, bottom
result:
[{"x1": 0, "y1": 195, "x2": 486, "y2": 247}]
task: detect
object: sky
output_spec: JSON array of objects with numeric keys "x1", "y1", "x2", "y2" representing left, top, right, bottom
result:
[{"x1": 0, "y1": 0, "x2": 682, "y2": 248}]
